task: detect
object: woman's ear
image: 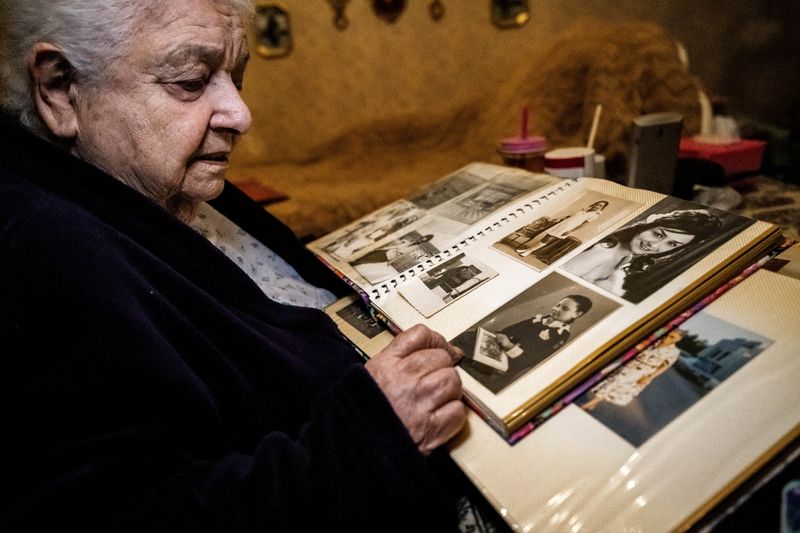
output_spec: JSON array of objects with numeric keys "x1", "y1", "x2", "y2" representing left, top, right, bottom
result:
[{"x1": 28, "y1": 42, "x2": 78, "y2": 141}]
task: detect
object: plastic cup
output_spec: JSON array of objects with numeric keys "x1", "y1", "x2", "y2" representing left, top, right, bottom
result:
[
  {"x1": 543, "y1": 147, "x2": 596, "y2": 178},
  {"x1": 499, "y1": 135, "x2": 548, "y2": 173}
]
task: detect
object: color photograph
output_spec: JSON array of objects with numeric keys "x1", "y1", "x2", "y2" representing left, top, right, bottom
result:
[{"x1": 575, "y1": 311, "x2": 773, "y2": 447}]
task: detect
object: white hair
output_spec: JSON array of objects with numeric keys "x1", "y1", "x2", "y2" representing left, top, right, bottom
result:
[{"x1": 0, "y1": 0, "x2": 253, "y2": 136}]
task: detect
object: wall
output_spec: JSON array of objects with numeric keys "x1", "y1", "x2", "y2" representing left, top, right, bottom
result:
[{"x1": 235, "y1": 0, "x2": 798, "y2": 166}]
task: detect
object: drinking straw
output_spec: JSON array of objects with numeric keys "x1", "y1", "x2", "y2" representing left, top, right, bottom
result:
[{"x1": 587, "y1": 104, "x2": 603, "y2": 150}]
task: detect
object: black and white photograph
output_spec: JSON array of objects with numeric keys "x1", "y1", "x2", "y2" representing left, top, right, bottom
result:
[
  {"x1": 399, "y1": 253, "x2": 498, "y2": 317},
  {"x1": 764, "y1": 242, "x2": 800, "y2": 281},
  {"x1": 334, "y1": 301, "x2": 388, "y2": 339},
  {"x1": 349, "y1": 230, "x2": 440, "y2": 284},
  {"x1": 453, "y1": 272, "x2": 620, "y2": 394},
  {"x1": 562, "y1": 197, "x2": 754, "y2": 303},
  {"x1": 320, "y1": 200, "x2": 424, "y2": 261},
  {"x1": 407, "y1": 168, "x2": 486, "y2": 210},
  {"x1": 576, "y1": 312, "x2": 773, "y2": 447},
  {"x1": 471, "y1": 327, "x2": 510, "y2": 372},
  {"x1": 493, "y1": 191, "x2": 641, "y2": 270},
  {"x1": 431, "y1": 172, "x2": 554, "y2": 225}
]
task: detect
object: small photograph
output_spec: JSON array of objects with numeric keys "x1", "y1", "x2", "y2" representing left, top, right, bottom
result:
[
  {"x1": 562, "y1": 197, "x2": 753, "y2": 303},
  {"x1": 471, "y1": 327, "x2": 510, "y2": 372},
  {"x1": 575, "y1": 311, "x2": 773, "y2": 447},
  {"x1": 320, "y1": 200, "x2": 424, "y2": 261},
  {"x1": 334, "y1": 301, "x2": 388, "y2": 339},
  {"x1": 399, "y1": 253, "x2": 498, "y2": 318},
  {"x1": 432, "y1": 172, "x2": 553, "y2": 225},
  {"x1": 493, "y1": 191, "x2": 641, "y2": 270},
  {"x1": 349, "y1": 230, "x2": 441, "y2": 284},
  {"x1": 453, "y1": 272, "x2": 620, "y2": 394},
  {"x1": 408, "y1": 169, "x2": 486, "y2": 210},
  {"x1": 764, "y1": 242, "x2": 800, "y2": 281}
]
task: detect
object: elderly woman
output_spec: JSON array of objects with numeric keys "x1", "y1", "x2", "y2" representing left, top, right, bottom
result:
[{"x1": 0, "y1": 1, "x2": 467, "y2": 531}]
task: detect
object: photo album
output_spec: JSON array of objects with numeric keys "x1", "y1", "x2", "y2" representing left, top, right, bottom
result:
[
  {"x1": 448, "y1": 257, "x2": 800, "y2": 531},
  {"x1": 308, "y1": 163, "x2": 783, "y2": 438}
]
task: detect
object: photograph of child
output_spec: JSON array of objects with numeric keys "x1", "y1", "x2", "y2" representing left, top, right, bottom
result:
[
  {"x1": 575, "y1": 311, "x2": 773, "y2": 447},
  {"x1": 493, "y1": 192, "x2": 641, "y2": 270},
  {"x1": 453, "y1": 272, "x2": 620, "y2": 394},
  {"x1": 563, "y1": 197, "x2": 753, "y2": 303},
  {"x1": 399, "y1": 253, "x2": 497, "y2": 317}
]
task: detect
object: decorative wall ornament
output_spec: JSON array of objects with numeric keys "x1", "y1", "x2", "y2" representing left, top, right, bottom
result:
[
  {"x1": 428, "y1": 0, "x2": 445, "y2": 21},
  {"x1": 491, "y1": 0, "x2": 530, "y2": 29},
  {"x1": 254, "y1": 4, "x2": 292, "y2": 59},
  {"x1": 371, "y1": 0, "x2": 407, "y2": 24},
  {"x1": 327, "y1": 0, "x2": 351, "y2": 30}
]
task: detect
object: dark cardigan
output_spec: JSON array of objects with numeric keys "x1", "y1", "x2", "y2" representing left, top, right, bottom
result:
[{"x1": 0, "y1": 114, "x2": 457, "y2": 532}]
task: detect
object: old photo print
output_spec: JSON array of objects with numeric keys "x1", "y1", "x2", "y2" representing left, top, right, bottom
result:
[
  {"x1": 320, "y1": 200, "x2": 424, "y2": 261},
  {"x1": 334, "y1": 301, "x2": 389, "y2": 339},
  {"x1": 431, "y1": 172, "x2": 554, "y2": 225},
  {"x1": 563, "y1": 197, "x2": 753, "y2": 303},
  {"x1": 493, "y1": 191, "x2": 641, "y2": 270},
  {"x1": 399, "y1": 253, "x2": 498, "y2": 318},
  {"x1": 408, "y1": 168, "x2": 486, "y2": 210},
  {"x1": 453, "y1": 272, "x2": 621, "y2": 394},
  {"x1": 348, "y1": 230, "x2": 441, "y2": 284}
]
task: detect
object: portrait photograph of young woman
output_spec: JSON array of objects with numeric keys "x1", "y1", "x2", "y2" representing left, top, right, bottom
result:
[{"x1": 562, "y1": 197, "x2": 753, "y2": 303}]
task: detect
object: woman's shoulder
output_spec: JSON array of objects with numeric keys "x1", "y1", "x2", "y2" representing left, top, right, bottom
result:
[
  {"x1": 2, "y1": 179, "x2": 107, "y2": 237},
  {"x1": 0, "y1": 178, "x2": 143, "y2": 283},
  {"x1": 2, "y1": 177, "x2": 90, "y2": 236}
]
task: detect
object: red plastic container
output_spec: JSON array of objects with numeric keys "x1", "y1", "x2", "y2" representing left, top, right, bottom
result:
[{"x1": 679, "y1": 137, "x2": 766, "y2": 177}]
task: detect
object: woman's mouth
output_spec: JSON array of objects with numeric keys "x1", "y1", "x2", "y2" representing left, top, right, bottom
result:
[{"x1": 193, "y1": 152, "x2": 229, "y2": 166}]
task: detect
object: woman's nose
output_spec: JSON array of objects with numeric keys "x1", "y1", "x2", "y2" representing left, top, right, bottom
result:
[{"x1": 209, "y1": 75, "x2": 252, "y2": 135}]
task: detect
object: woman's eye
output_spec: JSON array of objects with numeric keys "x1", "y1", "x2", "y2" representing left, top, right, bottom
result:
[{"x1": 177, "y1": 79, "x2": 207, "y2": 92}]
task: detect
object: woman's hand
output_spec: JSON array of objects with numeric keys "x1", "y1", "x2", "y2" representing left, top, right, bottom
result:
[{"x1": 365, "y1": 325, "x2": 466, "y2": 456}]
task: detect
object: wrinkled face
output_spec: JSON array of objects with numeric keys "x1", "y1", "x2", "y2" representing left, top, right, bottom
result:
[
  {"x1": 549, "y1": 297, "x2": 583, "y2": 323},
  {"x1": 630, "y1": 226, "x2": 695, "y2": 255},
  {"x1": 71, "y1": 1, "x2": 251, "y2": 220}
]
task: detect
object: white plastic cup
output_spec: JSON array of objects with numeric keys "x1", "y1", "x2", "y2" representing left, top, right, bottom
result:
[
  {"x1": 594, "y1": 153, "x2": 606, "y2": 179},
  {"x1": 543, "y1": 147, "x2": 595, "y2": 178}
]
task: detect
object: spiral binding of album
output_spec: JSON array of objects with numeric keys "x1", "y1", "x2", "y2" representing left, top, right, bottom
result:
[{"x1": 368, "y1": 180, "x2": 576, "y2": 301}]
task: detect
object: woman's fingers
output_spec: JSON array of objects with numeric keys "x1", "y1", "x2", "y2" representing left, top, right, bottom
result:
[{"x1": 365, "y1": 325, "x2": 466, "y2": 456}]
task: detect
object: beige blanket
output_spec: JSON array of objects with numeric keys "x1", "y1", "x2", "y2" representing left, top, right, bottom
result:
[{"x1": 231, "y1": 21, "x2": 702, "y2": 239}]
